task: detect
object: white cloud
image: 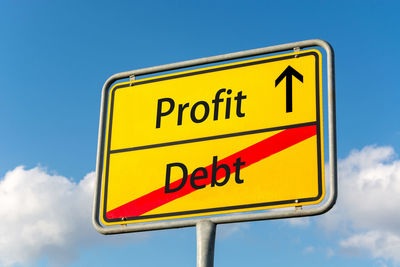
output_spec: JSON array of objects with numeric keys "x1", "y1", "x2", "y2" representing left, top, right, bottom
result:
[
  {"x1": 302, "y1": 246, "x2": 315, "y2": 254},
  {"x1": 217, "y1": 222, "x2": 249, "y2": 239},
  {"x1": 326, "y1": 247, "x2": 335, "y2": 258},
  {"x1": 287, "y1": 217, "x2": 310, "y2": 227},
  {"x1": 0, "y1": 166, "x2": 147, "y2": 266},
  {"x1": 340, "y1": 231, "x2": 400, "y2": 262},
  {"x1": 318, "y1": 145, "x2": 400, "y2": 264}
]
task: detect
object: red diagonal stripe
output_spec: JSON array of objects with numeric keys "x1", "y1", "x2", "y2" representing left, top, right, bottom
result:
[{"x1": 107, "y1": 125, "x2": 317, "y2": 219}]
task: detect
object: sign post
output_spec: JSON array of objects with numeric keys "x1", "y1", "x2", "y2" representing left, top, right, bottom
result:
[
  {"x1": 93, "y1": 39, "x2": 336, "y2": 266},
  {"x1": 197, "y1": 220, "x2": 216, "y2": 267}
]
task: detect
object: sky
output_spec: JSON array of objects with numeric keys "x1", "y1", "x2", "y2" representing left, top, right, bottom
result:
[{"x1": 0, "y1": 0, "x2": 400, "y2": 266}]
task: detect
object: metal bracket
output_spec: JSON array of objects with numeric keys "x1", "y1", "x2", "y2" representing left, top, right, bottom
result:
[
  {"x1": 294, "y1": 47, "x2": 300, "y2": 57},
  {"x1": 129, "y1": 74, "x2": 135, "y2": 86},
  {"x1": 121, "y1": 217, "x2": 127, "y2": 227}
]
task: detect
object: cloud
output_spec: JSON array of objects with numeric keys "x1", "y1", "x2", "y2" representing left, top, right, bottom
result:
[
  {"x1": 287, "y1": 217, "x2": 310, "y2": 227},
  {"x1": 0, "y1": 166, "x2": 146, "y2": 266},
  {"x1": 217, "y1": 223, "x2": 249, "y2": 239},
  {"x1": 326, "y1": 247, "x2": 335, "y2": 258},
  {"x1": 302, "y1": 246, "x2": 315, "y2": 254},
  {"x1": 318, "y1": 145, "x2": 400, "y2": 264},
  {"x1": 340, "y1": 231, "x2": 400, "y2": 262}
]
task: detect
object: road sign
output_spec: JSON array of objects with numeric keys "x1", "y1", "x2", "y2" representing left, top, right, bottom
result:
[{"x1": 97, "y1": 48, "x2": 325, "y2": 226}]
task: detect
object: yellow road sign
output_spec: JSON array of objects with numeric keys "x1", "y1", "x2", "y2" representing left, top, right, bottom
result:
[{"x1": 99, "y1": 49, "x2": 324, "y2": 225}]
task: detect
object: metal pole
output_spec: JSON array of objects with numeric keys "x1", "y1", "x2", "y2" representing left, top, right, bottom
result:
[{"x1": 196, "y1": 220, "x2": 216, "y2": 267}]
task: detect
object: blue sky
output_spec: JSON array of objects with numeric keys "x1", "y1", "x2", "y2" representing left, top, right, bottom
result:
[{"x1": 1, "y1": 1, "x2": 400, "y2": 266}]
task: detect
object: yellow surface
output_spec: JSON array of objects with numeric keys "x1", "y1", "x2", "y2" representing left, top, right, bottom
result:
[{"x1": 100, "y1": 49, "x2": 324, "y2": 225}]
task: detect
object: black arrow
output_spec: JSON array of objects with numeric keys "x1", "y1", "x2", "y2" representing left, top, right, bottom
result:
[{"x1": 275, "y1": 65, "x2": 303, "y2": 113}]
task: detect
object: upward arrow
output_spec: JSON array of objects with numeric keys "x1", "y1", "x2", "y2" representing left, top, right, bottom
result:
[{"x1": 275, "y1": 65, "x2": 303, "y2": 113}]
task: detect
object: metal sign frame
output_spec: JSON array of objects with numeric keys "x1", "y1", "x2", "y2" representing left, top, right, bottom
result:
[{"x1": 92, "y1": 39, "x2": 336, "y2": 235}]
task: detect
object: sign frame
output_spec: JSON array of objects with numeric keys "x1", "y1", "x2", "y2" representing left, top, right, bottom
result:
[{"x1": 92, "y1": 39, "x2": 336, "y2": 235}]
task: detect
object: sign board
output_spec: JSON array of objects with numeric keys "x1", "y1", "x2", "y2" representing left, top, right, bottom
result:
[{"x1": 97, "y1": 49, "x2": 325, "y2": 226}]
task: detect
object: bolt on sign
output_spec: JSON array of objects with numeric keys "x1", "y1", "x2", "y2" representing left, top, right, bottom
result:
[{"x1": 93, "y1": 40, "x2": 337, "y2": 232}]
